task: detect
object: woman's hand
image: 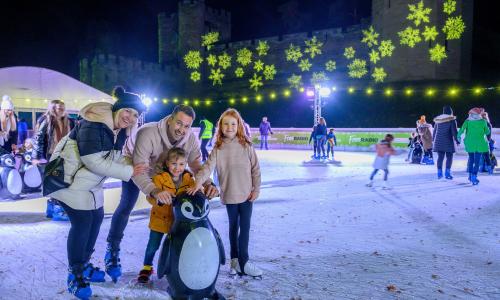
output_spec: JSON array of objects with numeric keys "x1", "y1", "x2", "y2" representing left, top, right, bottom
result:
[
  {"x1": 151, "y1": 189, "x2": 175, "y2": 205},
  {"x1": 187, "y1": 182, "x2": 203, "y2": 195},
  {"x1": 247, "y1": 191, "x2": 258, "y2": 202},
  {"x1": 203, "y1": 183, "x2": 219, "y2": 199},
  {"x1": 132, "y1": 163, "x2": 149, "y2": 176}
]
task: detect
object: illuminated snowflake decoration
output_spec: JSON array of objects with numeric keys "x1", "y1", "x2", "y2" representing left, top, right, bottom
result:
[
  {"x1": 361, "y1": 26, "x2": 380, "y2": 48},
  {"x1": 348, "y1": 59, "x2": 368, "y2": 79},
  {"x1": 207, "y1": 54, "x2": 217, "y2": 67},
  {"x1": 201, "y1": 32, "x2": 220, "y2": 50},
  {"x1": 304, "y1": 36, "x2": 323, "y2": 58},
  {"x1": 208, "y1": 68, "x2": 224, "y2": 86},
  {"x1": 429, "y1": 43, "x2": 447, "y2": 63},
  {"x1": 263, "y1": 64, "x2": 277, "y2": 80},
  {"x1": 407, "y1": 0, "x2": 432, "y2": 27},
  {"x1": 256, "y1": 40, "x2": 270, "y2": 56},
  {"x1": 287, "y1": 74, "x2": 303, "y2": 90},
  {"x1": 298, "y1": 59, "x2": 312, "y2": 72},
  {"x1": 398, "y1": 27, "x2": 422, "y2": 48},
  {"x1": 249, "y1": 73, "x2": 263, "y2": 91},
  {"x1": 325, "y1": 60, "x2": 336, "y2": 72},
  {"x1": 371, "y1": 67, "x2": 387, "y2": 83},
  {"x1": 254, "y1": 60, "x2": 264, "y2": 72},
  {"x1": 183, "y1": 50, "x2": 203, "y2": 69},
  {"x1": 310, "y1": 72, "x2": 329, "y2": 85},
  {"x1": 285, "y1": 44, "x2": 303, "y2": 63},
  {"x1": 344, "y1": 47, "x2": 356, "y2": 59},
  {"x1": 218, "y1": 53, "x2": 232, "y2": 69},
  {"x1": 443, "y1": 0, "x2": 456, "y2": 15},
  {"x1": 236, "y1": 48, "x2": 253, "y2": 66},
  {"x1": 422, "y1": 26, "x2": 439, "y2": 42},
  {"x1": 369, "y1": 50, "x2": 380, "y2": 64},
  {"x1": 442, "y1": 16, "x2": 465, "y2": 40},
  {"x1": 234, "y1": 67, "x2": 245, "y2": 78},
  {"x1": 379, "y1": 40, "x2": 395, "y2": 57},
  {"x1": 190, "y1": 71, "x2": 201, "y2": 82}
]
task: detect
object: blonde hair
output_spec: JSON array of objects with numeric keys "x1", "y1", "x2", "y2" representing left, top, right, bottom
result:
[
  {"x1": 214, "y1": 108, "x2": 252, "y2": 149},
  {"x1": 0, "y1": 109, "x2": 16, "y2": 132}
]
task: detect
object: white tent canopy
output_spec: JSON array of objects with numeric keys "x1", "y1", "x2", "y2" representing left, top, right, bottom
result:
[{"x1": 0, "y1": 66, "x2": 113, "y2": 112}]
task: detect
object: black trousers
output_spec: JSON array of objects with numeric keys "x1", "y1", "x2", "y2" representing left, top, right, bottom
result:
[
  {"x1": 200, "y1": 138, "x2": 210, "y2": 161},
  {"x1": 59, "y1": 202, "x2": 104, "y2": 268},
  {"x1": 226, "y1": 200, "x2": 253, "y2": 270},
  {"x1": 436, "y1": 151, "x2": 453, "y2": 169}
]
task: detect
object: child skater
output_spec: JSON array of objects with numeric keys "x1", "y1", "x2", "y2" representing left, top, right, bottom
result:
[
  {"x1": 326, "y1": 128, "x2": 337, "y2": 159},
  {"x1": 366, "y1": 134, "x2": 396, "y2": 189},
  {"x1": 137, "y1": 147, "x2": 195, "y2": 283},
  {"x1": 188, "y1": 108, "x2": 262, "y2": 278}
]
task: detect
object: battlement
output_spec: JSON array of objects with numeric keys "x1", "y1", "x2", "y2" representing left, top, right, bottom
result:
[
  {"x1": 181, "y1": 0, "x2": 204, "y2": 5},
  {"x1": 206, "y1": 6, "x2": 231, "y2": 18}
]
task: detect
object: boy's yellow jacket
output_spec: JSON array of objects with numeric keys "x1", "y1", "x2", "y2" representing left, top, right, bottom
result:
[{"x1": 147, "y1": 170, "x2": 195, "y2": 233}]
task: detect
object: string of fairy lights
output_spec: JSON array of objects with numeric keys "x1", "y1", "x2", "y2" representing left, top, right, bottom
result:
[{"x1": 141, "y1": 85, "x2": 500, "y2": 107}]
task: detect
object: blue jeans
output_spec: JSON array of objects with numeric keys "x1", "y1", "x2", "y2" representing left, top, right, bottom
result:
[
  {"x1": 226, "y1": 201, "x2": 253, "y2": 270},
  {"x1": 326, "y1": 141, "x2": 334, "y2": 157},
  {"x1": 467, "y1": 152, "x2": 481, "y2": 175},
  {"x1": 59, "y1": 202, "x2": 104, "y2": 267},
  {"x1": 143, "y1": 230, "x2": 165, "y2": 266},
  {"x1": 316, "y1": 136, "x2": 326, "y2": 156},
  {"x1": 260, "y1": 135, "x2": 268, "y2": 150},
  {"x1": 370, "y1": 169, "x2": 389, "y2": 181},
  {"x1": 106, "y1": 179, "x2": 140, "y2": 248}
]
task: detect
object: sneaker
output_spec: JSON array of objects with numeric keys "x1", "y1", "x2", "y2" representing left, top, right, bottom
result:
[
  {"x1": 137, "y1": 266, "x2": 153, "y2": 284},
  {"x1": 229, "y1": 258, "x2": 239, "y2": 275},
  {"x1": 242, "y1": 261, "x2": 263, "y2": 277},
  {"x1": 366, "y1": 180, "x2": 373, "y2": 187}
]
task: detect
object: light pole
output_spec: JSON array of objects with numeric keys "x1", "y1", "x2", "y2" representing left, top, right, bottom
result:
[{"x1": 312, "y1": 85, "x2": 331, "y2": 125}]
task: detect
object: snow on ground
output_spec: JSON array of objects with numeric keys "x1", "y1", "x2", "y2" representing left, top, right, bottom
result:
[{"x1": 1, "y1": 150, "x2": 500, "y2": 300}]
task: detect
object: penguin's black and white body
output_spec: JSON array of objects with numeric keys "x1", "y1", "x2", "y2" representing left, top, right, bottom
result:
[
  {"x1": 0, "y1": 154, "x2": 22, "y2": 200},
  {"x1": 157, "y1": 191, "x2": 225, "y2": 300},
  {"x1": 18, "y1": 152, "x2": 42, "y2": 193}
]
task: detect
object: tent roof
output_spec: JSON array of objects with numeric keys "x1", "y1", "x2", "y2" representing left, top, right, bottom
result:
[{"x1": 0, "y1": 66, "x2": 113, "y2": 111}]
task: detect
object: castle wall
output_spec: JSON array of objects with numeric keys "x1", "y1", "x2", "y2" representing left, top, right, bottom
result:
[
  {"x1": 158, "y1": 13, "x2": 178, "y2": 65},
  {"x1": 372, "y1": 0, "x2": 472, "y2": 82},
  {"x1": 80, "y1": 54, "x2": 179, "y2": 95}
]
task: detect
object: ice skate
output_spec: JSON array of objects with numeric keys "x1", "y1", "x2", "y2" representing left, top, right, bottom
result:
[
  {"x1": 229, "y1": 258, "x2": 239, "y2": 275},
  {"x1": 237, "y1": 261, "x2": 263, "y2": 279},
  {"x1": 382, "y1": 181, "x2": 391, "y2": 190},
  {"x1": 137, "y1": 265, "x2": 153, "y2": 284},
  {"x1": 83, "y1": 263, "x2": 105, "y2": 282},
  {"x1": 366, "y1": 180, "x2": 373, "y2": 187},
  {"x1": 67, "y1": 266, "x2": 92, "y2": 300},
  {"x1": 104, "y1": 244, "x2": 122, "y2": 283}
]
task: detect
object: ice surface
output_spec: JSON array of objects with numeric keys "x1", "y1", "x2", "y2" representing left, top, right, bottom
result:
[{"x1": 1, "y1": 150, "x2": 499, "y2": 299}]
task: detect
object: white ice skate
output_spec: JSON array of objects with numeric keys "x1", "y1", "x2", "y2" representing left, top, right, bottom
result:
[
  {"x1": 366, "y1": 180, "x2": 373, "y2": 187},
  {"x1": 236, "y1": 261, "x2": 263, "y2": 279},
  {"x1": 382, "y1": 181, "x2": 391, "y2": 190},
  {"x1": 229, "y1": 258, "x2": 238, "y2": 275}
]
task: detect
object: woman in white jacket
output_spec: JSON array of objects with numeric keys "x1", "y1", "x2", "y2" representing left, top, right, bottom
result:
[{"x1": 47, "y1": 87, "x2": 148, "y2": 299}]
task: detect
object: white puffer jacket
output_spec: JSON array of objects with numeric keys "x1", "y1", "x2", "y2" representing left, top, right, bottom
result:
[{"x1": 48, "y1": 102, "x2": 134, "y2": 210}]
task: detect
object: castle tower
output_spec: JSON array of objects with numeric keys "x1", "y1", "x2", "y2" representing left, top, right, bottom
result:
[
  {"x1": 158, "y1": 13, "x2": 178, "y2": 65},
  {"x1": 372, "y1": 0, "x2": 473, "y2": 82}
]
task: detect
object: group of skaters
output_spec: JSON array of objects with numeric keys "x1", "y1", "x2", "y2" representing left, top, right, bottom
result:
[
  {"x1": 309, "y1": 117, "x2": 337, "y2": 160},
  {"x1": 368, "y1": 105, "x2": 495, "y2": 188},
  {"x1": 11, "y1": 86, "x2": 263, "y2": 299}
]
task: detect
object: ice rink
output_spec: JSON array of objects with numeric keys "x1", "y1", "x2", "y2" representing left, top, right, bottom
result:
[{"x1": 1, "y1": 149, "x2": 499, "y2": 299}]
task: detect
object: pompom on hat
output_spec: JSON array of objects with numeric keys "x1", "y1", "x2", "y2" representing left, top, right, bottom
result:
[
  {"x1": 111, "y1": 86, "x2": 146, "y2": 115},
  {"x1": 468, "y1": 107, "x2": 483, "y2": 115},
  {"x1": 1, "y1": 95, "x2": 14, "y2": 110}
]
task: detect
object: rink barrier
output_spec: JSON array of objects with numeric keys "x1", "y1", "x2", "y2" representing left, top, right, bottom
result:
[{"x1": 194, "y1": 127, "x2": 500, "y2": 154}]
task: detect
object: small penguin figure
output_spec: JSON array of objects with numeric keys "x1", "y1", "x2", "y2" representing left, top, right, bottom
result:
[
  {"x1": 0, "y1": 154, "x2": 22, "y2": 199},
  {"x1": 157, "y1": 191, "x2": 226, "y2": 300},
  {"x1": 18, "y1": 152, "x2": 42, "y2": 193}
]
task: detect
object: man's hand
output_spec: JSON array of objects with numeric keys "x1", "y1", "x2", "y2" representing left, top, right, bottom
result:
[
  {"x1": 247, "y1": 191, "x2": 258, "y2": 202},
  {"x1": 203, "y1": 183, "x2": 219, "y2": 199},
  {"x1": 151, "y1": 189, "x2": 175, "y2": 205},
  {"x1": 133, "y1": 163, "x2": 149, "y2": 176},
  {"x1": 31, "y1": 159, "x2": 41, "y2": 165}
]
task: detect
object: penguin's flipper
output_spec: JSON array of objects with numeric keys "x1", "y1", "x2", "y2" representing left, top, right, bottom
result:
[
  {"x1": 157, "y1": 235, "x2": 172, "y2": 278},
  {"x1": 213, "y1": 227, "x2": 226, "y2": 265}
]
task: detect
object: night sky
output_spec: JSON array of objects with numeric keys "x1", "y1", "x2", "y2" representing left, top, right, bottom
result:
[{"x1": 0, "y1": 0, "x2": 498, "y2": 81}]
